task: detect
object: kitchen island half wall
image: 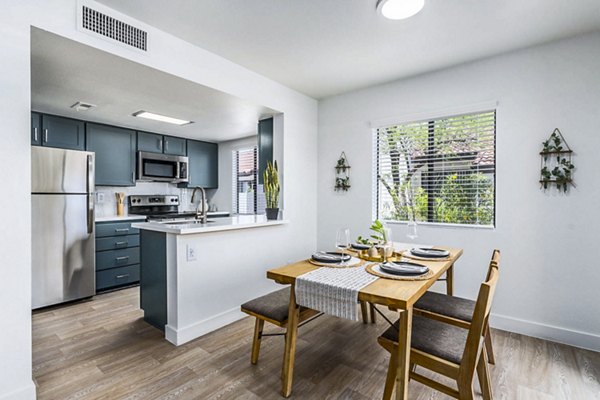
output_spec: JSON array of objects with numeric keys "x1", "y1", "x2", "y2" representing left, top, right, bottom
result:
[{"x1": 132, "y1": 216, "x2": 289, "y2": 345}]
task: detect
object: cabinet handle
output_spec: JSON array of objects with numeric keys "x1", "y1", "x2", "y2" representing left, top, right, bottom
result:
[
  {"x1": 132, "y1": 171, "x2": 135, "y2": 183},
  {"x1": 115, "y1": 241, "x2": 128, "y2": 246},
  {"x1": 158, "y1": 139, "x2": 163, "y2": 151},
  {"x1": 115, "y1": 228, "x2": 130, "y2": 233},
  {"x1": 165, "y1": 140, "x2": 169, "y2": 152},
  {"x1": 116, "y1": 274, "x2": 130, "y2": 279},
  {"x1": 43, "y1": 129, "x2": 48, "y2": 143},
  {"x1": 34, "y1": 128, "x2": 38, "y2": 142},
  {"x1": 116, "y1": 256, "x2": 130, "y2": 261}
]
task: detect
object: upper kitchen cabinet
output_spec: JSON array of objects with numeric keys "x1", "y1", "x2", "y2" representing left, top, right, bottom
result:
[
  {"x1": 87, "y1": 123, "x2": 136, "y2": 186},
  {"x1": 258, "y1": 117, "x2": 274, "y2": 184},
  {"x1": 163, "y1": 136, "x2": 186, "y2": 156},
  {"x1": 31, "y1": 112, "x2": 41, "y2": 145},
  {"x1": 137, "y1": 132, "x2": 187, "y2": 156},
  {"x1": 35, "y1": 114, "x2": 85, "y2": 150},
  {"x1": 182, "y1": 140, "x2": 218, "y2": 189}
]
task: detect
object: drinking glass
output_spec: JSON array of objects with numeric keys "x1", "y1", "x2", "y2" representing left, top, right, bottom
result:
[
  {"x1": 382, "y1": 227, "x2": 393, "y2": 263},
  {"x1": 335, "y1": 228, "x2": 350, "y2": 266},
  {"x1": 406, "y1": 220, "x2": 418, "y2": 240}
]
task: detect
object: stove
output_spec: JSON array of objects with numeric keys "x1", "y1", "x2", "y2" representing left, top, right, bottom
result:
[{"x1": 128, "y1": 194, "x2": 197, "y2": 222}]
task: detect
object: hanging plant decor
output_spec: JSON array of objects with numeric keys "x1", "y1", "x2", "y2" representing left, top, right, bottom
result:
[
  {"x1": 335, "y1": 151, "x2": 351, "y2": 191},
  {"x1": 539, "y1": 128, "x2": 575, "y2": 192}
]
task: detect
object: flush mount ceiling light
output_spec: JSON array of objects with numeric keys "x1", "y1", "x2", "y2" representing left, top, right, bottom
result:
[
  {"x1": 132, "y1": 110, "x2": 193, "y2": 126},
  {"x1": 71, "y1": 101, "x2": 96, "y2": 111},
  {"x1": 376, "y1": 0, "x2": 425, "y2": 20}
]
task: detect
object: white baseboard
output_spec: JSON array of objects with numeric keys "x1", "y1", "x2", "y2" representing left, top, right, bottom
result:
[
  {"x1": 165, "y1": 307, "x2": 246, "y2": 346},
  {"x1": 0, "y1": 381, "x2": 36, "y2": 400},
  {"x1": 490, "y1": 313, "x2": 600, "y2": 352}
]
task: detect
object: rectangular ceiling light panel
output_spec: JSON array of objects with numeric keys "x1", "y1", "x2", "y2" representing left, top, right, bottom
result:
[{"x1": 132, "y1": 111, "x2": 193, "y2": 126}]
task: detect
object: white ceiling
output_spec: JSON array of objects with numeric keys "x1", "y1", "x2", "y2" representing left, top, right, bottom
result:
[
  {"x1": 31, "y1": 28, "x2": 278, "y2": 142},
  {"x1": 96, "y1": 0, "x2": 600, "y2": 99}
]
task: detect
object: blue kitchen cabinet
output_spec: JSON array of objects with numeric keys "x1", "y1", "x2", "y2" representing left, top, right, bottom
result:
[
  {"x1": 163, "y1": 136, "x2": 186, "y2": 156},
  {"x1": 258, "y1": 117, "x2": 273, "y2": 184},
  {"x1": 40, "y1": 114, "x2": 85, "y2": 150},
  {"x1": 137, "y1": 132, "x2": 187, "y2": 156},
  {"x1": 87, "y1": 123, "x2": 136, "y2": 186},
  {"x1": 182, "y1": 139, "x2": 218, "y2": 189},
  {"x1": 31, "y1": 112, "x2": 41, "y2": 145}
]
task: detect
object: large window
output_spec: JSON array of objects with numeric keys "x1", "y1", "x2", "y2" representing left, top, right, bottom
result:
[
  {"x1": 232, "y1": 147, "x2": 266, "y2": 215},
  {"x1": 374, "y1": 110, "x2": 496, "y2": 227}
]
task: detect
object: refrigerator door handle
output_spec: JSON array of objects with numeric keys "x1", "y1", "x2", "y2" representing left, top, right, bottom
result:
[
  {"x1": 87, "y1": 154, "x2": 95, "y2": 234},
  {"x1": 87, "y1": 194, "x2": 94, "y2": 234}
]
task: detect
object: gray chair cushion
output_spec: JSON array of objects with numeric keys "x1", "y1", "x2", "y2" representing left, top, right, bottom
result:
[
  {"x1": 241, "y1": 287, "x2": 294, "y2": 323},
  {"x1": 380, "y1": 314, "x2": 467, "y2": 365},
  {"x1": 414, "y1": 291, "x2": 475, "y2": 322}
]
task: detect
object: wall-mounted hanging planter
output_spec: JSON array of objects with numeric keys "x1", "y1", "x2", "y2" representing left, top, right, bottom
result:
[
  {"x1": 539, "y1": 128, "x2": 575, "y2": 192},
  {"x1": 335, "y1": 151, "x2": 351, "y2": 191}
]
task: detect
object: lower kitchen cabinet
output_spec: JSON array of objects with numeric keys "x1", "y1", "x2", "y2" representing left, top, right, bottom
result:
[{"x1": 95, "y1": 220, "x2": 143, "y2": 292}]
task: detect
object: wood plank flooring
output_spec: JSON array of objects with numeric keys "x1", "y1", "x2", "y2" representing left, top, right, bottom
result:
[{"x1": 32, "y1": 287, "x2": 600, "y2": 399}]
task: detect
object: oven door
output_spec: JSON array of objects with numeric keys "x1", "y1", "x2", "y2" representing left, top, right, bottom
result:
[{"x1": 137, "y1": 152, "x2": 189, "y2": 183}]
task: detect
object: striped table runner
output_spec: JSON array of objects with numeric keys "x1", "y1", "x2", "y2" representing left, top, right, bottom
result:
[{"x1": 295, "y1": 266, "x2": 379, "y2": 321}]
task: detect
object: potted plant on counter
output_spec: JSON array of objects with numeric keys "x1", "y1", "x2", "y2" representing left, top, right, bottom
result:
[{"x1": 264, "y1": 160, "x2": 280, "y2": 220}]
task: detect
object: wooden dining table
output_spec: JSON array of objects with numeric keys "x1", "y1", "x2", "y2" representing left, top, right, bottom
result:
[{"x1": 266, "y1": 246, "x2": 463, "y2": 399}]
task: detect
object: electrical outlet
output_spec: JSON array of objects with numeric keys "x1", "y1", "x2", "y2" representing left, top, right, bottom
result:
[
  {"x1": 96, "y1": 192, "x2": 105, "y2": 204},
  {"x1": 186, "y1": 244, "x2": 197, "y2": 262}
]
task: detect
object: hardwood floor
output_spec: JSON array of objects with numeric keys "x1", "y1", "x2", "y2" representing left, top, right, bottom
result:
[{"x1": 33, "y1": 287, "x2": 600, "y2": 399}]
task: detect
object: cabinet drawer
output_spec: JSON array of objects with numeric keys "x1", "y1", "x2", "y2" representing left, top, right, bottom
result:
[
  {"x1": 96, "y1": 265, "x2": 140, "y2": 291},
  {"x1": 96, "y1": 222, "x2": 140, "y2": 237},
  {"x1": 96, "y1": 247, "x2": 140, "y2": 271},
  {"x1": 96, "y1": 235, "x2": 139, "y2": 251}
]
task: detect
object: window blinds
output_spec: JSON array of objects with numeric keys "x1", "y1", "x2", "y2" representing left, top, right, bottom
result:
[
  {"x1": 232, "y1": 146, "x2": 265, "y2": 215},
  {"x1": 374, "y1": 110, "x2": 496, "y2": 227}
]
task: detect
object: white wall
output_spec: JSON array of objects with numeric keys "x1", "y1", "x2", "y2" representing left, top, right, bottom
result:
[
  {"x1": 0, "y1": 1, "x2": 317, "y2": 399},
  {"x1": 318, "y1": 32, "x2": 600, "y2": 351}
]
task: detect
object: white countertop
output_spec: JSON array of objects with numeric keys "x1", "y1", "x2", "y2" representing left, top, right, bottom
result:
[
  {"x1": 95, "y1": 215, "x2": 147, "y2": 222},
  {"x1": 131, "y1": 215, "x2": 288, "y2": 235}
]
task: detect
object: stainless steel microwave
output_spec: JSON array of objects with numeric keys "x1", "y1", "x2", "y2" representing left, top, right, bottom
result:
[{"x1": 137, "y1": 151, "x2": 189, "y2": 183}]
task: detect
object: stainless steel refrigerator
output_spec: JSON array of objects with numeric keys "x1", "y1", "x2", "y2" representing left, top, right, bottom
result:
[{"x1": 31, "y1": 146, "x2": 95, "y2": 309}]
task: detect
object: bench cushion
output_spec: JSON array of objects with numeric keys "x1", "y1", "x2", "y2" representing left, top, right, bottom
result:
[
  {"x1": 241, "y1": 287, "x2": 295, "y2": 324},
  {"x1": 414, "y1": 291, "x2": 475, "y2": 322},
  {"x1": 381, "y1": 314, "x2": 467, "y2": 365}
]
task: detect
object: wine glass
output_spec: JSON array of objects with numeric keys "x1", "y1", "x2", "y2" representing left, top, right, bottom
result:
[
  {"x1": 335, "y1": 228, "x2": 350, "y2": 266},
  {"x1": 406, "y1": 220, "x2": 418, "y2": 241}
]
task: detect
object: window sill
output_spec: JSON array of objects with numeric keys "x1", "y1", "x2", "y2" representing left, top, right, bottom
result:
[{"x1": 384, "y1": 220, "x2": 495, "y2": 230}]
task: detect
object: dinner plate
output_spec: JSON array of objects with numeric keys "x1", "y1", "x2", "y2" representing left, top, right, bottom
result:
[
  {"x1": 410, "y1": 247, "x2": 450, "y2": 258},
  {"x1": 351, "y1": 243, "x2": 371, "y2": 250},
  {"x1": 311, "y1": 251, "x2": 352, "y2": 264},
  {"x1": 379, "y1": 261, "x2": 429, "y2": 276}
]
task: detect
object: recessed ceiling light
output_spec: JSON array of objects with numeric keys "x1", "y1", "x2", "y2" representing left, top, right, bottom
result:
[
  {"x1": 132, "y1": 110, "x2": 193, "y2": 126},
  {"x1": 71, "y1": 101, "x2": 96, "y2": 111},
  {"x1": 376, "y1": 0, "x2": 425, "y2": 20}
]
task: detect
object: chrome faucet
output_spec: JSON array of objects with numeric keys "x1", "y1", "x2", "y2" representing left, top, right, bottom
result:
[{"x1": 191, "y1": 186, "x2": 207, "y2": 223}]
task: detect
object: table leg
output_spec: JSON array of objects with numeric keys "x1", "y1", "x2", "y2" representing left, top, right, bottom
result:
[
  {"x1": 395, "y1": 306, "x2": 413, "y2": 400},
  {"x1": 281, "y1": 284, "x2": 300, "y2": 397},
  {"x1": 446, "y1": 264, "x2": 454, "y2": 296}
]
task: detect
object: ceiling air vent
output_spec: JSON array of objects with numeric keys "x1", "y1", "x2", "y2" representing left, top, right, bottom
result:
[{"x1": 81, "y1": 5, "x2": 147, "y2": 51}]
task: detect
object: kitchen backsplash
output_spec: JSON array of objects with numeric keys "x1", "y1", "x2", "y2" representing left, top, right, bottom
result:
[{"x1": 95, "y1": 182, "x2": 220, "y2": 217}]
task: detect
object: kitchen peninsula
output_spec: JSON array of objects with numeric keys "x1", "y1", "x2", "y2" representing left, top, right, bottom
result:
[{"x1": 132, "y1": 216, "x2": 288, "y2": 345}]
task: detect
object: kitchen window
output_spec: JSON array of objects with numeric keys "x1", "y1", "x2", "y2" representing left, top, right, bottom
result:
[
  {"x1": 232, "y1": 147, "x2": 266, "y2": 215},
  {"x1": 373, "y1": 110, "x2": 496, "y2": 227}
]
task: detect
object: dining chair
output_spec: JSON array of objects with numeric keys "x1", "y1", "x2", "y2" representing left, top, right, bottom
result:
[
  {"x1": 241, "y1": 287, "x2": 320, "y2": 364},
  {"x1": 377, "y1": 264, "x2": 499, "y2": 400},
  {"x1": 413, "y1": 249, "x2": 500, "y2": 364}
]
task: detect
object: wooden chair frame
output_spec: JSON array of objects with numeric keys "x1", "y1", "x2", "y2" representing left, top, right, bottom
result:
[
  {"x1": 379, "y1": 262, "x2": 500, "y2": 400},
  {"x1": 414, "y1": 250, "x2": 500, "y2": 365}
]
